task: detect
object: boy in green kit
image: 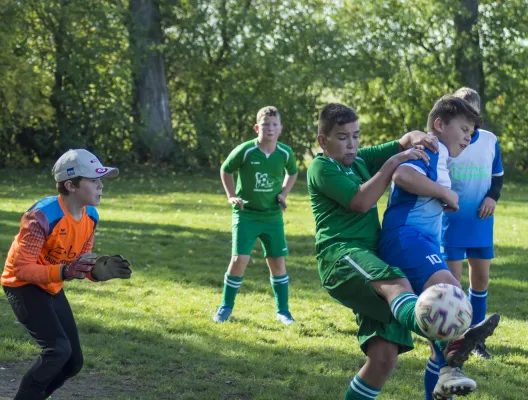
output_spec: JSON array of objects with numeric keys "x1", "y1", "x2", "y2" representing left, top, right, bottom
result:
[
  {"x1": 307, "y1": 103, "x2": 491, "y2": 400},
  {"x1": 213, "y1": 106, "x2": 298, "y2": 325}
]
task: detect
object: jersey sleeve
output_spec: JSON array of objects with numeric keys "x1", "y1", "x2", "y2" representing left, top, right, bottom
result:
[
  {"x1": 11, "y1": 210, "x2": 63, "y2": 283},
  {"x1": 221, "y1": 144, "x2": 245, "y2": 174},
  {"x1": 357, "y1": 140, "x2": 400, "y2": 176},
  {"x1": 398, "y1": 148, "x2": 436, "y2": 177},
  {"x1": 492, "y1": 140, "x2": 504, "y2": 176},
  {"x1": 309, "y1": 159, "x2": 359, "y2": 209},
  {"x1": 285, "y1": 147, "x2": 298, "y2": 175}
]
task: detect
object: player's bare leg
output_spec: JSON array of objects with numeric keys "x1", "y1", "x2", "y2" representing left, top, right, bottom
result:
[
  {"x1": 447, "y1": 260, "x2": 463, "y2": 282},
  {"x1": 344, "y1": 337, "x2": 397, "y2": 399}
]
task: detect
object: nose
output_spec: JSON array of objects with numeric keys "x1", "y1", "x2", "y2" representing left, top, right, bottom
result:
[{"x1": 347, "y1": 137, "x2": 354, "y2": 148}]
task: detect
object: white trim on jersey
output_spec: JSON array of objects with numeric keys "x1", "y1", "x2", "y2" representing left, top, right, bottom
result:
[
  {"x1": 399, "y1": 163, "x2": 426, "y2": 175},
  {"x1": 492, "y1": 171, "x2": 504, "y2": 177},
  {"x1": 242, "y1": 145, "x2": 259, "y2": 162},
  {"x1": 276, "y1": 143, "x2": 290, "y2": 162}
]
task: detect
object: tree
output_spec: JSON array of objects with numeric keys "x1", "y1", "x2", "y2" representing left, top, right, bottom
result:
[
  {"x1": 128, "y1": 0, "x2": 178, "y2": 162},
  {"x1": 453, "y1": 0, "x2": 486, "y2": 116}
]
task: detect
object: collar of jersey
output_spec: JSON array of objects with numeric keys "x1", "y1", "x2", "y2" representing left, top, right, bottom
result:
[{"x1": 470, "y1": 129, "x2": 480, "y2": 144}]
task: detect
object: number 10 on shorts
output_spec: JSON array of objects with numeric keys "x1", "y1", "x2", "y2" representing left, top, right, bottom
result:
[{"x1": 426, "y1": 254, "x2": 442, "y2": 265}]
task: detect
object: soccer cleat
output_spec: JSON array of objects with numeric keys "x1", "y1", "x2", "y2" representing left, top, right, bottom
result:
[
  {"x1": 444, "y1": 313, "x2": 500, "y2": 368},
  {"x1": 432, "y1": 366, "x2": 476, "y2": 399},
  {"x1": 276, "y1": 311, "x2": 296, "y2": 325},
  {"x1": 212, "y1": 306, "x2": 233, "y2": 323},
  {"x1": 472, "y1": 340, "x2": 493, "y2": 359}
]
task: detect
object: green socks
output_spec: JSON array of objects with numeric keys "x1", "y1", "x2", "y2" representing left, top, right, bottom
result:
[
  {"x1": 389, "y1": 293, "x2": 446, "y2": 351},
  {"x1": 390, "y1": 292, "x2": 427, "y2": 337},
  {"x1": 221, "y1": 273, "x2": 243, "y2": 308},
  {"x1": 345, "y1": 375, "x2": 380, "y2": 399},
  {"x1": 270, "y1": 274, "x2": 289, "y2": 313}
]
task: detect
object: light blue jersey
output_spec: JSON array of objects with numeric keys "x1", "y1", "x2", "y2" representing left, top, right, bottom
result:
[
  {"x1": 443, "y1": 129, "x2": 504, "y2": 248},
  {"x1": 379, "y1": 142, "x2": 451, "y2": 293},
  {"x1": 382, "y1": 142, "x2": 450, "y2": 244}
]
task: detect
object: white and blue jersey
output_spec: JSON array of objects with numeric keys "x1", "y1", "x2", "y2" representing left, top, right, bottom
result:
[
  {"x1": 379, "y1": 142, "x2": 451, "y2": 293},
  {"x1": 443, "y1": 129, "x2": 504, "y2": 253}
]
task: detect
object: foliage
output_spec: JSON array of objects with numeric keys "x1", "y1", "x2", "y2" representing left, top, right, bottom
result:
[{"x1": 0, "y1": 0, "x2": 527, "y2": 169}]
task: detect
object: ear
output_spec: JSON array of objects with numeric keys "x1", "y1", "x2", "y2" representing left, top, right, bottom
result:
[
  {"x1": 254, "y1": 124, "x2": 259, "y2": 134},
  {"x1": 64, "y1": 180, "x2": 76, "y2": 193},
  {"x1": 433, "y1": 117, "x2": 444, "y2": 133},
  {"x1": 317, "y1": 134, "x2": 327, "y2": 149}
]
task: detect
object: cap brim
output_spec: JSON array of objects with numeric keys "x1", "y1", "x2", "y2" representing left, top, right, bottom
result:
[{"x1": 85, "y1": 167, "x2": 119, "y2": 179}]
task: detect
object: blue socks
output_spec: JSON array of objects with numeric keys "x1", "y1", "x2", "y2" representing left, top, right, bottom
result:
[{"x1": 468, "y1": 287, "x2": 487, "y2": 325}]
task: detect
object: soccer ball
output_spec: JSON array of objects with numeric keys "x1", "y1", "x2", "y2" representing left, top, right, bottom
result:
[{"x1": 415, "y1": 283, "x2": 473, "y2": 341}]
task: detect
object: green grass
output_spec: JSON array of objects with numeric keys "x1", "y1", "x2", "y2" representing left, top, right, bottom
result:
[{"x1": 0, "y1": 168, "x2": 527, "y2": 399}]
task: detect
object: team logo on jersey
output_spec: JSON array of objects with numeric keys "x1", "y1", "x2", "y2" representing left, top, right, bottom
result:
[
  {"x1": 254, "y1": 172, "x2": 274, "y2": 192},
  {"x1": 451, "y1": 161, "x2": 489, "y2": 180}
]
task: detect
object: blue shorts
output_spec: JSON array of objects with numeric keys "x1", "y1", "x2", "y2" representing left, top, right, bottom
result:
[
  {"x1": 380, "y1": 229, "x2": 449, "y2": 294},
  {"x1": 442, "y1": 246, "x2": 494, "y2": 261}
]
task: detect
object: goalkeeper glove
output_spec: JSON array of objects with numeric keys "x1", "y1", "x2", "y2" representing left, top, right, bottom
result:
[
  {"x1": 91, "y1": 255, "x2": 132, "y2": 281},
  {"x1": 61, "y1": 253, "x2": 97, "y2": 280}
]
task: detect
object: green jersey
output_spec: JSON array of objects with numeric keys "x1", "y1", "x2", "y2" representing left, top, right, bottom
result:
[
  {"x1": 222, "y1": 139, "x2": 298, "y2": 221},
  {"x1": 307, "y1": 140, "x2": 400, "y2": 253}
]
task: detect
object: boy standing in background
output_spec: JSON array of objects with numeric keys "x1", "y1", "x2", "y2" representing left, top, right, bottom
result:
[
  {"x1": 443, "y1": 87, "x2": 504, "y2": 359},
  {"x1": 213, "y1": 106, "x2": 298, "y2": 325}
]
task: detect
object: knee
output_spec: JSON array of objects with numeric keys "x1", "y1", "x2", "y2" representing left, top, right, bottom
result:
[
  {"x1": 369, "y1": 352, "x2": 398, "y2": 376},
  {"x1": 366, "y1": 340, "x2": 399, "y2": 376},
  {"x1": 68, "y1": 352, "x2": 84, "y2": 377},
  {"x1": 54, "y1": 338, "x2": 73, "y2": 365}
]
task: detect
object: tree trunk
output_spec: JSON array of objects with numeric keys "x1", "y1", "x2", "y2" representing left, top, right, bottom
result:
[
  {"x1": 128, "y1": 0, "x2": 178, "y2": 162},
  {"x1": 454, "y1": 0, "x2": 486, "y2": 116},
  {"x1": 49, "y1": 7, "x2": 69, "y2": 154}
]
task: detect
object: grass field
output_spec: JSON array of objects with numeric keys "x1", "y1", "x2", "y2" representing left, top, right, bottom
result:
[{"x1": 0, "y1": 168, "x2": 527, "y2": 399}]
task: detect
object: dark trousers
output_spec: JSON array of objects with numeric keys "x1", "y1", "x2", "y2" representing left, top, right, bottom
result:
[{"x1": 3, "y1": 285, "x2": 83, "y2": 400}]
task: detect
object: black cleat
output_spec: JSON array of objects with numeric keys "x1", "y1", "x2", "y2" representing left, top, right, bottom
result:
[{"x1": 444, "y1": 313, "x2": 500, "y2": 368}]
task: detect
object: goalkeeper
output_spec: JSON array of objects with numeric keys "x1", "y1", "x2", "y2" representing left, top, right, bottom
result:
[{"x1": 1, "y1": 149, "x2": 132, "y2": 400}]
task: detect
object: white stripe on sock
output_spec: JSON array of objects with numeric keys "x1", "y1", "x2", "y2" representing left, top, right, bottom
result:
[
  {"x1": 353, "y1": 376, "x2": 380, "y2": 397},
  {"x1": 469, "y1": 289, "x2": 488, "y2": 297},
  {"x1": 426, "y1": 365, "x2": 439, "y2": 375},
  {"x1": 271, "y1": 276, "x2": 289, "y2": 284},
  {"x1": 390, "y1": 293, "x2": 417, "y2": 315},
  {"x1": 224, "y1": 277, "x2": 242, "y2": 287}
]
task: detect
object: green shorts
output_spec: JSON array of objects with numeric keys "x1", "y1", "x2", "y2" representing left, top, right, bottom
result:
[
  {"x1": 318, "y1": 243, "x2": 413, "y2": 354},
  {"x1": 232, "y1": 217, "x2": 288, "y2": 258}
]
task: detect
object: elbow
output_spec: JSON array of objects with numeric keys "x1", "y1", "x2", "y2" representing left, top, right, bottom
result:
[
  {"x1": 392, "y1": 170, "x2": 405, "y2": 186},
  {"x1": 349, "y1": 201, "x2": 371, "y2": 214}
]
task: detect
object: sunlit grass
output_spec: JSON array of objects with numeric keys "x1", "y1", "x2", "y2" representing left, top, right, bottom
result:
[{"x1": 0, "y1": 168, "x2": 527, "y2": 399}]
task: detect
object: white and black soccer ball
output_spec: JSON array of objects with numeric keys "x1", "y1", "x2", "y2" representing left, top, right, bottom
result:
[{"x1": 415, "y1": 283, "x2": 473, "y2": 341}]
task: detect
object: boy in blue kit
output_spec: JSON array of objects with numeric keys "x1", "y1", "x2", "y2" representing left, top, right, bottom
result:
[
  {"x1": 443, "y1": 88, "x2": 504, "y2": 359},
  {"x1": 379, "y1": 95, "x2": 501, "y2": 400}
]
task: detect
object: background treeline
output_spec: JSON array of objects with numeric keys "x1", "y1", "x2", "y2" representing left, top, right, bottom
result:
[{"x1": 1, "y1": 0, "x2": 527, "y2": 170}]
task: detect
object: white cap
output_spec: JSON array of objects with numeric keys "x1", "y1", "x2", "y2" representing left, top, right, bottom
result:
[{"x1": 52, "y1": 149, "x2": 119, "y2": 183}]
